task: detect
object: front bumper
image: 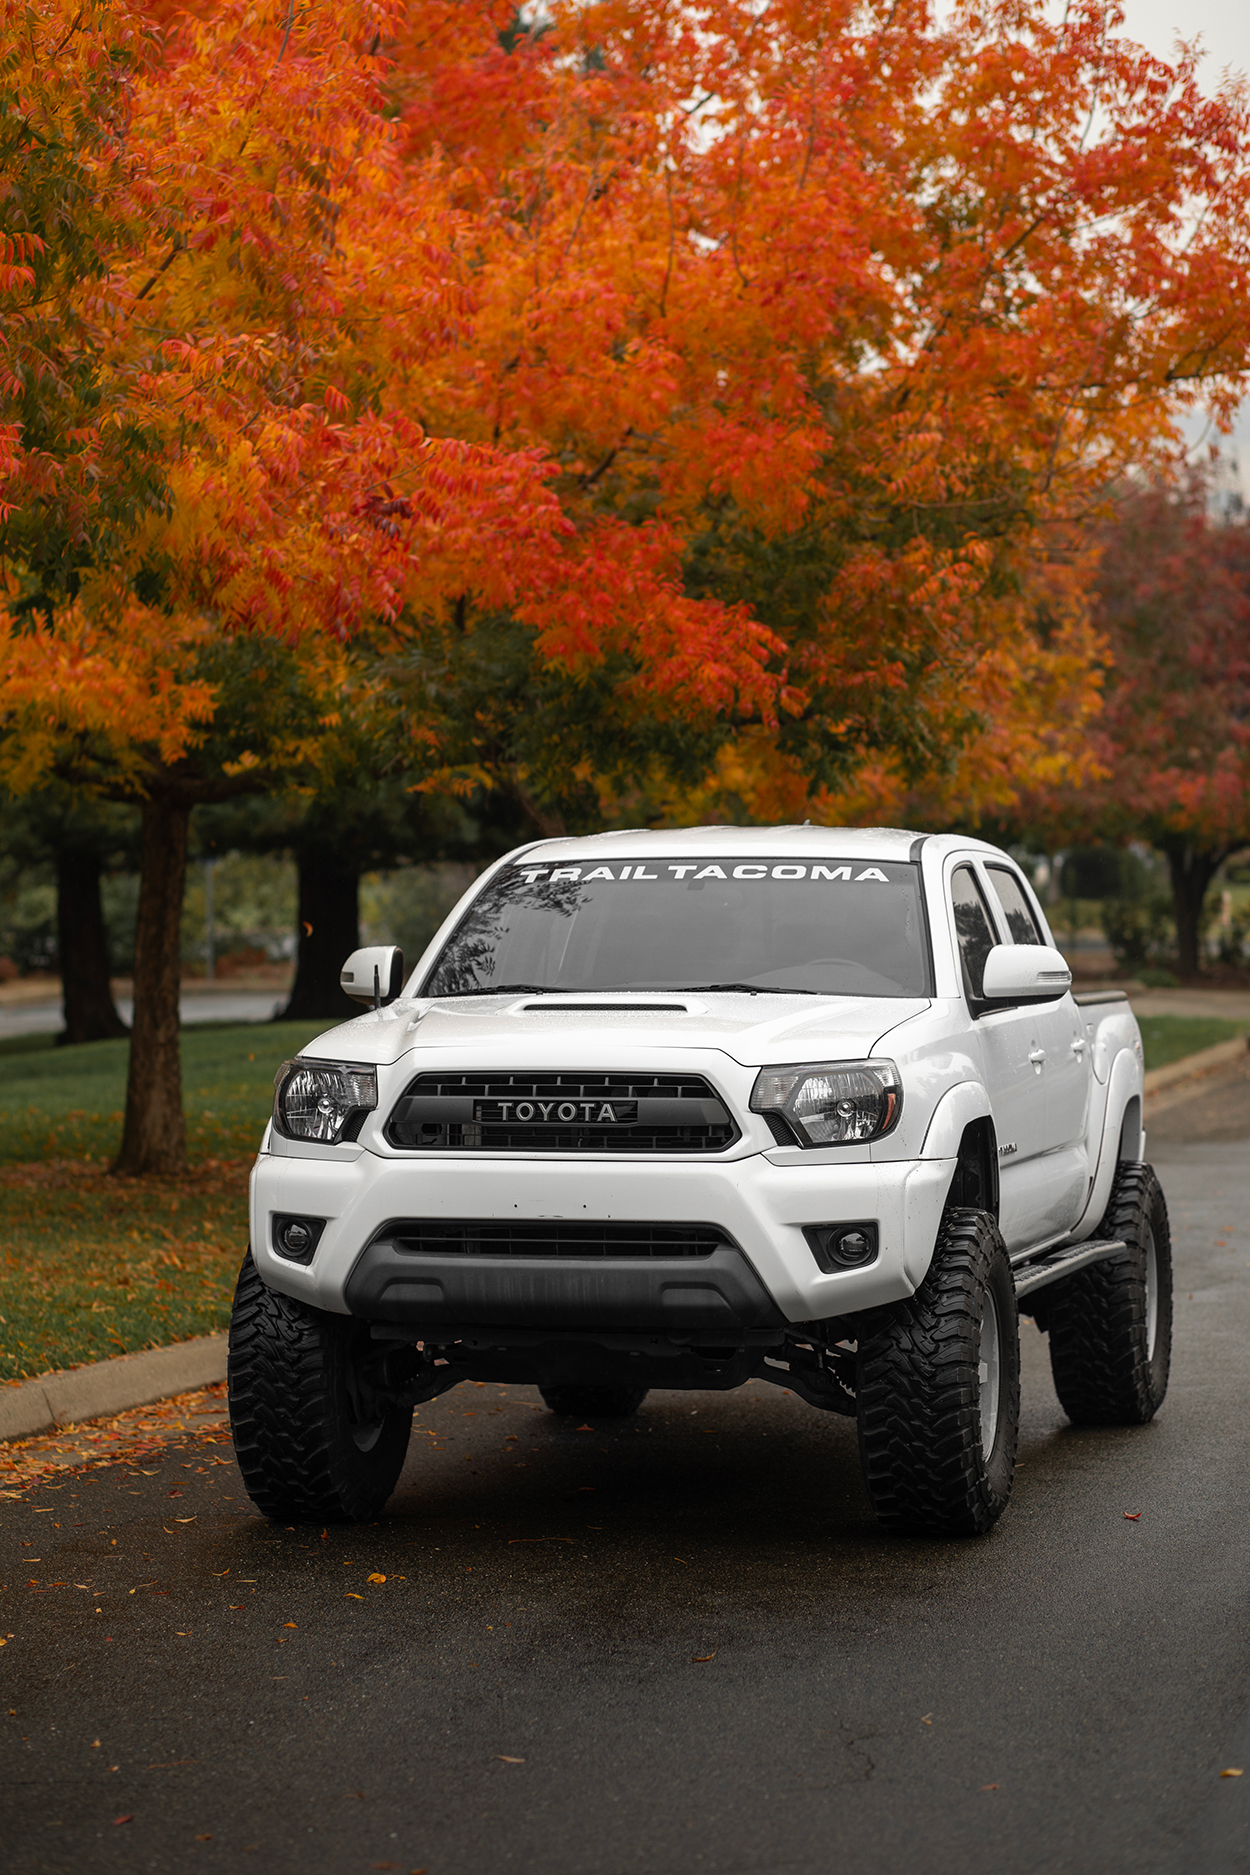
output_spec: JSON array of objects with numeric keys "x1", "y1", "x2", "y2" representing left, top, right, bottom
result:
[{"x1": 249, "y1": 1146, "x2": 955, "y2": 1324}]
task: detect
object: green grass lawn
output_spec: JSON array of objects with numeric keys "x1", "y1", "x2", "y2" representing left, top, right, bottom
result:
[
  {"x1": 0, "y1": 1020, "x2": 328, "y2": 1165},
  {"x1": 1137, "y1": 1014, "x2": 1249, "y2": 1073},
  {"x1": 0, "y1": 1020, "x2": 329, "y2": 1382}
]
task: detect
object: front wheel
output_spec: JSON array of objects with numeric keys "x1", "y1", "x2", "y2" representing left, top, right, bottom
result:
[
  {"x1": 228, "y1": 1251, "x2": 413, "y2": 1523},
  {"x1": 856, "y1": 1208, "x2": 1020, "y2": 1537},
  {"x1": 1044, "y1": 1162, "x2": 1172, "y2": 1426}
]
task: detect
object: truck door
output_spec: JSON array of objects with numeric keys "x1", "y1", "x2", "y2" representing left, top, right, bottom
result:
[
  {"x1": 983, "y1": 864, "x2": 1089, "y2": 1152},
  {"x1": 949, "y1": 862, "x2": 1050, "y2": 1251}
]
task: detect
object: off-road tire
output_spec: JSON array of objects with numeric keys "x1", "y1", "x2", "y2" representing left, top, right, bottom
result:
[
  {"x1": 856, "y1": 1208, "x2": 1020, "y2": 1537},
  {"x1": 228, "y1": 1250, "x2": 413, "y2": 1523},
  {"x1": 539, "y1": 1385, "x2": 648, "y2": 1419},
  {"x1": 1044, "y1": 1162, "x2": 1172, "y2": 1426}
]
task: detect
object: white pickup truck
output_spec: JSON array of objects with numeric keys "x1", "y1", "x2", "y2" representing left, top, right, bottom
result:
[{"x1": 228, "y1": 825, "x2": 1171, "y2": 1537}]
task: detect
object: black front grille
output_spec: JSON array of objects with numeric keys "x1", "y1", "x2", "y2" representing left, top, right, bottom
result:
[
  {"x1": 385, "y1": 1072, "x2": 739, "y2": 1154},
  {"x1": 378, "y1": 1220, "x2": 730, "y2": 1259}
]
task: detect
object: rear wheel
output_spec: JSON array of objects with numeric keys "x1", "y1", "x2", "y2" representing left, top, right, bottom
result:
[
  {"x1": 1044, "y1": 1162, "x2": 1172, "y2": 1426},
  {"x1": 228, "y1": 1251, "x2": 413, "y2": 1523},
  {"x1": 856, "y1": 1208, "x2": 1020, "y2": 1537},
  {"x1": 539, "y1": 1384, "x2": 648, "y2": 1419}
]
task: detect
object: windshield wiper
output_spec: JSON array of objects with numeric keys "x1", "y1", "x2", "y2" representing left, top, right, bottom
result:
[
  {"x1": 674, "y1": 982, "x2": 826, "y2": 996},
  {"x1": 427, "y1": 983, "x2": 565, "y2": 999}
]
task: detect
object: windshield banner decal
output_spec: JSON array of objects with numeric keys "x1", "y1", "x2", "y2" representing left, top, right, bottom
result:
[{"x1": 514, "y1": 860, "x2": 895, "y2": 885}]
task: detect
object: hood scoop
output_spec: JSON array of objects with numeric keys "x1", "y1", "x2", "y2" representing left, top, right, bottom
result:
[{"x1": 519, "y1": 1000, "x2": 690, "y2": 1014}]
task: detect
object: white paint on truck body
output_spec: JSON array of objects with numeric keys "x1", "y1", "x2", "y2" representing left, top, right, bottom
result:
[{"x1": 251, "y1": 825, "x2": 1145, "y2": 1323}]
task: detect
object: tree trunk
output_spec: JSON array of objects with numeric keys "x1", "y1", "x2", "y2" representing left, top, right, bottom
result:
[
  {"x1": 278, "y1": 846, "x2": 362, "y2": 1021},
  {"x1": 114, "y1": 794, "x2": 190, "y2": 1176},
  {"x1": 1166, "y1": 844, "x2": 1222, "y2": 978},
  {"x1": 56, "y1": 846, "x2": 129, "y2": 1045}
]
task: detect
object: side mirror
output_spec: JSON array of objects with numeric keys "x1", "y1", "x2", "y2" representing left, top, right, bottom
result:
[
  {"x1": 340, "y1": 945, "x2": 405, "y2": 1009},
  {"x1": 980, "y1": 944, "x2": 1072, "y2": 1009}
]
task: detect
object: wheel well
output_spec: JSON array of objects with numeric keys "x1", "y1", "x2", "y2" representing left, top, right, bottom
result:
[
  {"x1": 946, "y1": 1118, "x2": 999, "y2": 1218},
  {"x1": 1118, "y1": 1095, "x2": 1143, "y2": 1162}
]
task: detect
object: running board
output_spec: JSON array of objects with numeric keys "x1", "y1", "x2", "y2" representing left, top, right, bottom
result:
[{"x1": 1014, "y1": 1238, "x2": 1127, "y2": 1302}]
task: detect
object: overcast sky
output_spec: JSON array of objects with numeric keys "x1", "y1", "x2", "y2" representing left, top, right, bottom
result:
[{"x1": 1118, "y1": 0, "x2": 1248, "y2": 78}]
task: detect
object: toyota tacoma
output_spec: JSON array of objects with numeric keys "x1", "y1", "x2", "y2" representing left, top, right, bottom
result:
[{"x1": 227, "y1": 826, "x2": 1170, "y2": 1536}]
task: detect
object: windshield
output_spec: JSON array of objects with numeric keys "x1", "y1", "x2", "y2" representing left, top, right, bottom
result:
[{"x1": 422, "y1": 856, "x2": 932, "y2": 999}]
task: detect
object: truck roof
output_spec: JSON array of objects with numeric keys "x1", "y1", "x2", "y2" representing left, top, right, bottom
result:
[{"x1": 509, "y1": 826, "x2": 1003, "y2": 865}]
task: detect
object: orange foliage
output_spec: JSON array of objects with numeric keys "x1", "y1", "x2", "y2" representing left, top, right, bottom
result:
[
  {"x1": 2, "y1": 0, "x2": 1250, "y2": 813},
  {"x1": 382, "y1": 0, "x2": 1250, "y2": 813}
]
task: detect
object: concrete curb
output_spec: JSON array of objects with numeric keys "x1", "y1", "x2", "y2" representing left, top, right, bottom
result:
[
  {"x1": 0, "y1": 1333, "x2": 227, "y2": 1444},
  {"x1": 1144, "y1": 1035, "x2": 1250, "y2": 1098}
]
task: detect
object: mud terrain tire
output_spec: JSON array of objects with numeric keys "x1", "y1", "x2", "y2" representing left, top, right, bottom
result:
[
  {"x1": 228, "y1": 1251, "x2": 413, "y2": 1523},
  {"x1": 1044, "y1": 1162, "x2": 1172, "y2": 1426},
  {"x1": 539, "y1": 1385, "x2": 648, "y2": 1419},
  {"x1": 856, "y1": 1208, "x2": 1020, "y2": 1537}
]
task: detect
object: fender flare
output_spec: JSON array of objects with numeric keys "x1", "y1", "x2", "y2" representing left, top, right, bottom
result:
[
  {"x1": 1070, "y1": 1046, "x2": 1144, "y2": 1240},
  {"x1": 919, "y1": 1080, "x2": 993, "y2": 1161}
]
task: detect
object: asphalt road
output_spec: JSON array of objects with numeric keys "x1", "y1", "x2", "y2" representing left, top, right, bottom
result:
[
  {"x1": 4, "y1": 1092, "x2": 1250, "y2": 1875},
  {"x1": 0, "y1": 991, "x2": 286, "y2": 1038}
]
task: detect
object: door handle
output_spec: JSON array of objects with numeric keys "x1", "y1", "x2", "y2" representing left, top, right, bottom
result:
[
  {"x1": 1028, "y1": 1049, "x2": 1046, "y2": 1065},
  {"x1": 1071, "y1": 1038, "x2": 1086, "y2": 1054}
]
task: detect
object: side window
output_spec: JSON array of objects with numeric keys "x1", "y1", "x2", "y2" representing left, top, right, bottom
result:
[
  {"x1": 986, "y1": 866, "x2": 1043, "y2": 945},
  {"x1": 950, "y1": 865, "x2": 997, "y2": 1002}
]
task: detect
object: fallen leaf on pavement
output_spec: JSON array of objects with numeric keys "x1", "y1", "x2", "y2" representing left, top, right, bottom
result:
[
  {"x1": 920, "y1": 1715, "x2": 933, "y2": 1725},
  {"x1": 576, "y1": 1424, "x2": 594, "y2": 1431},
  {"x1": 1124, "y1": 1511, "x2": 1142, "y2": 1521},
  {"x1": 1221, "y1": 1769, "x2": 1244, "y2": 1778},
  {"x1": 113, "y1": 1814, "x2": 134, "y2": 1825},
  {"x1": 345, "y1": 1592, "x2": 364, "y2": 1600},
  {"x1": 367, "y1": 1573, "x2": 386, "y2": 1584},
  {"x1": 496, "y1": 1756, "x2": 525, "y2": 1763},
  {"x1": 282, "y1": 1622, "x2": 298, "y2": 1629},
  {"x1": 692, "y1": 1651, "x2": 717, "y2": 1663},
  {"x1": 981, "y1": 1784, "x2": 1000, "y2": 1792}
]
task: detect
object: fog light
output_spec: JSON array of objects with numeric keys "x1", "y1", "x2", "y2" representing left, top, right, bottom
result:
[
  {"x1": 803, "y1": 1221, "x2": 879, "y2": 1273},
  {"x1": 272, "y1": 1213, "x2": 326, "y2": 1263}
]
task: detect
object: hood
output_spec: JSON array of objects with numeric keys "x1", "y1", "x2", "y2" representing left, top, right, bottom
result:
[{"x1": 300, "y1": 991, "x2": 931, "y2": 1072}]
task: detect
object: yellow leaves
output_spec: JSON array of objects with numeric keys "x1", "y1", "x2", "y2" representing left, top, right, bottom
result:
[{"x1": 0, "y1": 594, "x2": 217, "y2": 792}]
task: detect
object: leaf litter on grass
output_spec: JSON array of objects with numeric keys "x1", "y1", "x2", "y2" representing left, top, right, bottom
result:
[
  {"x1": 0, "y1": 1021, "x2": 327, "y2": 1379},
  {"x1": 0, "y1": 1158, "x2": 248, "y2": 1379}
]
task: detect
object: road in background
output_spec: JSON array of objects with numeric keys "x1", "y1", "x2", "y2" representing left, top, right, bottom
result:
[
  {"x1": 2, "y1": 1075, "x2": 1249, "y2": 1875},
  {"x1": 0, "y1": 990, "x2": 287, "y2": 1038}
]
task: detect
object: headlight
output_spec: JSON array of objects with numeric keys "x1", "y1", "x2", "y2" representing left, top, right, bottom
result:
[
  {"x1": 750, "y1": 1059, "x2": 902, "y2": 1147},
  {"x1": 273, "y1": 1060, "x2": 378, "y2": 1143}
]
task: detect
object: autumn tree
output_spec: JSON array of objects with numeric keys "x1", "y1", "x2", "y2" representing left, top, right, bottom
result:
[
  {"x1": 1047, "y1": 475, "x2": 1250, "y2": 976},
  {"x1": 0, "y1": 0, "x2": 778, "y2": 1172},
  {"x1": 387, "y1": 0, "x2": 1250, "y2": 824},
  {"x1": 0, "y1": 790, "x2": 135, "y2": 1042}
]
